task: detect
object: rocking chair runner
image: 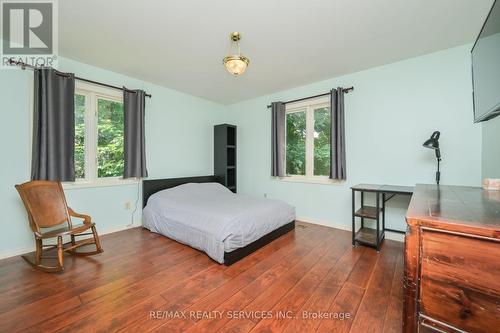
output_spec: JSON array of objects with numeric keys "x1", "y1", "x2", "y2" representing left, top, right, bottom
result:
[{"x1": 15, "y1": 180, "x2": 103, "y2": 272}]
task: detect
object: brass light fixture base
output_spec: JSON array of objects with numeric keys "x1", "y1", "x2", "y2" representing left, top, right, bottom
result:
[{"x1": 230, "y1": 32, "x2": 241, "y2": 41}]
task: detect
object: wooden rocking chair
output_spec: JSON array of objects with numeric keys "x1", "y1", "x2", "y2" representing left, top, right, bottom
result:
[{"x1": 15, "y1": 180, "x2": 103, "y2": 273}]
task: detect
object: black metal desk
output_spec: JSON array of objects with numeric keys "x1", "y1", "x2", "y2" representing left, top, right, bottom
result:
[{"x1": 351, "y1": 184, "x2": 414, "y2": 251}]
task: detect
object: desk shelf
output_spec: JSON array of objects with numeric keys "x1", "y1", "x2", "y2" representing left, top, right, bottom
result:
[
  {"x1": 354, "y1": 206, "x2": 382, "y2": 220},
  {"x1": 355, "y1": 227, "x2": 385, "y2": 246}
]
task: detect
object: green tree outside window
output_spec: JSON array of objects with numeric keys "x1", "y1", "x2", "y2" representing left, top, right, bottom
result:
[
  {"x1": 97, "y1": 99, "x2": 124, "y2": 178},
  {"x1": 74, "y1": 95, "x2": 124, "y2": 179},
  {"x1": 285, "y1": 105, "x2": 331, "y2": 177},
  {"x1": 313, "y1": 107, "x2": 331, "y2": 176},
  {"x1": 75, "y1": 94, "x2": 86, "y2": 179},
  {"x1": 286, "y1": 111, "x2": 306, "y2": 175}
]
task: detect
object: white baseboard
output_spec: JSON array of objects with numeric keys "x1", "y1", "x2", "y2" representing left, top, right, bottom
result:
[
  {"x1": 296, "y1": 216, "x2": 404, "y2": 242},
  {"x1": 0, "y1": 222, "x2": 143, "y2": 260},
  {"x1": 1, "y1": 216, "x2": 404, "y2": 260}
]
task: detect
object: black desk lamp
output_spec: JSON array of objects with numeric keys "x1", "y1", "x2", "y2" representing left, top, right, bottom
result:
[{"x1": 423, "y1": 131, "x2": 441, "y2": 185}]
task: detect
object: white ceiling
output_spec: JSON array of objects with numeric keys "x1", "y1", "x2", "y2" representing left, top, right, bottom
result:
[{"x1": 59, "y1": 0, "x2": 494, "y2": 104}]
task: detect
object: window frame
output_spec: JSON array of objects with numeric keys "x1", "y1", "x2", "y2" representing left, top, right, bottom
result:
[
  {"x1": 64, "y1": 82, "x2": 137, "y2": 189},
  {"x1": 283, "y1": 96, "x2": 339, "y2": 184}
]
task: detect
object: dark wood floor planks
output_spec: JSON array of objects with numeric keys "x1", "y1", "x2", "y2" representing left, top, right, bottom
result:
[
  {"x1": 0, "y1": 222, "x2": 404, "y2": 333},
  {"x1": 349, "y1": 240, "x2": 401, "y2": 333},
  {"x1": 382, "y1": 252, "x2": 405, "y2": 333}
]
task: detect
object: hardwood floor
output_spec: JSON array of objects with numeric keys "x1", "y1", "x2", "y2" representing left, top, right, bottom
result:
[{"x1": 0, "y1": 222, "x2": 404, "y2": 333}]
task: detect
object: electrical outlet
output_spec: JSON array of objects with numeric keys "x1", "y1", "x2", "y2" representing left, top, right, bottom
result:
[{"x1": 125, "y1": 201, "x2": 131, "y2": 210}]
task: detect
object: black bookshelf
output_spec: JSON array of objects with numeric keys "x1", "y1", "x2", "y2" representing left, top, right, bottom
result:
[{"x1": 214, "y1": 124, "x2": 237, "y2": 193}]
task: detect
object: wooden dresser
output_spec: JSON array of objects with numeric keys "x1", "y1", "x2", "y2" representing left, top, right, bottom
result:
[{"x1": 404, "y1": 184, "x2": 500, "y2": 333}]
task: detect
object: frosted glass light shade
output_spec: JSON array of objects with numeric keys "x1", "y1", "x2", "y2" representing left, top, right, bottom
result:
[{"x1": 223, "y1": 56, "x2": 249, "y2": 76}]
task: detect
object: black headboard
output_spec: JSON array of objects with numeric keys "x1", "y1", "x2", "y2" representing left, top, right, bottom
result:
[{"x1": 142, "y1": 175, "x2": 221, "y2": 208}]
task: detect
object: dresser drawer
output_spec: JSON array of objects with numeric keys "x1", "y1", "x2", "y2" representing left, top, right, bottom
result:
[{"x1": 419, "y1": 230, "x2": 500, "y2": 332}]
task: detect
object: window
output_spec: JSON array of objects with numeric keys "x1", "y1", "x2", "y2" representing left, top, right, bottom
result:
[
  {"x1": 285, "y1": 97, "x2": 331, "y2": 180},
  {"x1": 71, "y1": 82, "x2": 134, "y2": 187}
]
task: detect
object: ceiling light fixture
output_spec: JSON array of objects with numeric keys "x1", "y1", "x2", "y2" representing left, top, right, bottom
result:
[{"x1": 223, "y1": 32, "x2": 250, "y2": 76}]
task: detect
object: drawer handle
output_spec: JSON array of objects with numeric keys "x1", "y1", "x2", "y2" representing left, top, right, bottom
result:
[{"x1": 458, "y1": 289, "x2": 472, "y2": 320}]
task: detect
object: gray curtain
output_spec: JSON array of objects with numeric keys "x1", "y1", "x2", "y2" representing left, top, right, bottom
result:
[
  {"x1": 31, "y1": 68, "x2": 75, "y2": 182},
  {"x1": 123, "y1": 89, "x2": 148, "y2": 178},
  {"x1": 330, "y1": 88, "x2": 347, "y2": 180},
  {"x1": 271, "y1": 102, "x2": 286, "y2": 177}
]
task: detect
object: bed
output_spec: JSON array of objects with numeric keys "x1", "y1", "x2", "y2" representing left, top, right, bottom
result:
[{"x1": 142, "y1": 176, "x2": 295, "y2": 265}]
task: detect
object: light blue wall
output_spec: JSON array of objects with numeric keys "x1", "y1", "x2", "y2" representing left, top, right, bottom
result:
[
  {"x1": 0, "y1": 57, "x2": 227, "y2": 257},
  {"x1": 0, "y1": 44, "x2": 483, "y2": 256},
  {"x1": 482, "y1": 115, "x2": 500, "y2": 179},
  {"x1": 226, "y1": 45, "x2": 482, "y2": 235}
]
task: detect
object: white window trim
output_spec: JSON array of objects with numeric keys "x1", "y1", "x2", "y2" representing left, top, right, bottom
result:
[
  {"x1": 64, "y1": 82, "x2": 138, "y2": 189},
  {"x1": 282, "y1": 96, "x2": 341, "y2": 184},
  {"x1": 274, "y1": 175, "x2": 343, "y2": 185}
]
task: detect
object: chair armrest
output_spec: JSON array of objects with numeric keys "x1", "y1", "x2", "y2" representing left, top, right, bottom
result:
[{"x1": 68, "y1": 208, "x2": 92, "y2": 225}]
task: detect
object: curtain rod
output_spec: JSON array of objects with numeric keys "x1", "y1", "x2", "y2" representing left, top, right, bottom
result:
[
  {"x1": 266, "y1": 87, "x2": 353, "y2": 109},
  {"x1": 7, "y1": 59, "x2": 152, "y2": 98}
]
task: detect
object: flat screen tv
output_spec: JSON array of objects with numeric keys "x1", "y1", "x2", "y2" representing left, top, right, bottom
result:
[{"x1": 472, "y1": 0, "x2": 500, "y2": 122}]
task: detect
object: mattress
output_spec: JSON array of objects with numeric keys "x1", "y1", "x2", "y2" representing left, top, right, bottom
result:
[{"x1": 142, "y1": 182, "x2": 295, "y2": 263}]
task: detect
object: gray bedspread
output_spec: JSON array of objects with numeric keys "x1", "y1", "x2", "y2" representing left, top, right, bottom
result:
[{"x1": 142, "y1": 182, "x2": 295, "y2": 263}]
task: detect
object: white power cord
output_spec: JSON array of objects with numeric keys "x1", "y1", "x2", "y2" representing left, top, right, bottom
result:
[{"x1": 127, "y1": 179, "x2": 141, "y2": 227}]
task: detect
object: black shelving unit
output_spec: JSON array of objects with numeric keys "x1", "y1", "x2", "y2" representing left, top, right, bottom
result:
[
  {"x1": 214, "y1": 124, "x2": 237, "y2": 193},
  {"x1": 351, "y1": 184, "x2": 414, "y2": 252},
  {"x1": 352, "y1": 188, "x2": 384, "y2": 251}
]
